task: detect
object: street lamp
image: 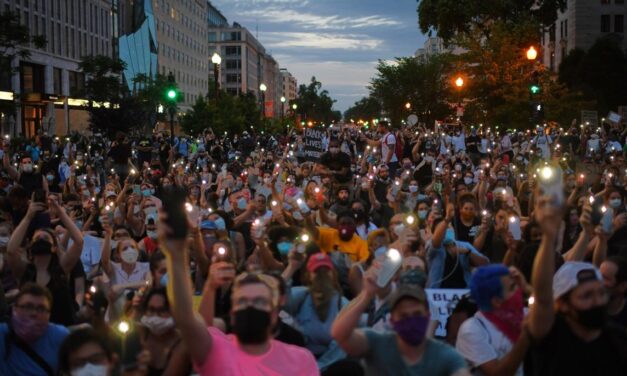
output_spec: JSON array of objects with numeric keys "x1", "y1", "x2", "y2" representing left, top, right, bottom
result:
[
  {"x1": 526, "y1": 46, "x2": 538, "y2": 61},
  {"x1": 280, "y1": 96, "x2": 286, "y2": 126},
  {"x1": 259, "y1": 83, "x2": 267, "y2": 118},
  {"x1": 211, "y1": 52, "x2": 221, "y2": 98},
  {"x1": 455, "y1": 76, "x2": 464, "y2": 88}
]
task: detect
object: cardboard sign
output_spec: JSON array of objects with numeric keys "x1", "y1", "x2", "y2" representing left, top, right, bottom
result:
[
  {"x1": 581, "y1": 110, "x2": 598, "y2": 127},
  {"x1": 425, "y1": 288, "x2": 470, "y2": 337},
  {"x1": 304, "y1": 127, "x2": 326, "y2": 162}
]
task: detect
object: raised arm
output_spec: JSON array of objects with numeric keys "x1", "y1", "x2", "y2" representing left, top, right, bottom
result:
[
  {"x1": 7, "y1": 201, "x2": 46, "y2": 280},
  {"x1": 528, "y1": 196, "x2": 563, "y2": 340},
  {"x1": 198, "y1": 261, "x2": 235, "y2": 326},
  {"x1": 51, "y1": 198, "x2": 85, "y2": 274},
  {"x1": 160, "y1": 214, "x2": 214, "y2": 366},
  {"x1": 562, "y1": 204, "x2": 593, "y2": 262},
  {"x1": 432, "y1": 203, "x2": 454, "y2": 249}
]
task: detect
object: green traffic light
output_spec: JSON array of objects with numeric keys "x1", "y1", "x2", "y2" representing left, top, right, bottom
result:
[
  {"x1": 530, "y1": 85, "x2": 540, "y2": 94},
  {"x1": 167, "y1": 89, "x2": 176, "y2": 100}
]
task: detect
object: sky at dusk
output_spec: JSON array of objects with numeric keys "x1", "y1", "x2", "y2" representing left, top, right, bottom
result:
[{"x1": 211, "y1": 0, "x2": 427, "y2": 114}]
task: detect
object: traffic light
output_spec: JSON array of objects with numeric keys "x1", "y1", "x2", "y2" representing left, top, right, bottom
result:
[
  {"x1": 529, "y1": 71, "x2": 540, "y2": 95},
  {"x1": 165, "y1": 72, "x2": 178, "y2": 103},
  {"x1": 530, "y1": 84, "x2": 540, "y2": 94}
]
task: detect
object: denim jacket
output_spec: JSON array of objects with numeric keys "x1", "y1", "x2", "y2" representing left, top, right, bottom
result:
[{"x1": 426, "y1": 240, "x2": 485, "y2": 288}]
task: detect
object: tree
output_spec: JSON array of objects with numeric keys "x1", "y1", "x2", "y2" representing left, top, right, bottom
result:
[
  {"x1": 344, "y1": 96, "x2": 382, "y2": 122},
  {"x1": 291, "y1": 77, "x2": 341, "y2": 125},
  {"x1": 558, "y1": 37, "x2": 627, "y2": 115},
  {"x1": 180, "y1": 92, "x2": 260, "y2": 136},
  {"x1": 369, "y1": 55, "x2": 454, "y2": 126},
  {"x1": 417, "y1": 0, "x2": 566, "y2": 42},
  {"x1": 0, "y1": 10, "x2": 46, "y2": 114}
]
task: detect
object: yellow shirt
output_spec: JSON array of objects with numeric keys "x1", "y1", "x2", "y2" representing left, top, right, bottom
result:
[{"x1": 317, "y1": 227, "x2": 370, "y2": 262}]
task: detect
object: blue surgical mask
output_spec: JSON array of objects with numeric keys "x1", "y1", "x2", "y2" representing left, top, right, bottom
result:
[
  {"x1": 214, "y1": 217, "x2": 226, "y2": 230},
  {"x1": 609, "y1": 198, "x2": 622, "y2": 209},
  {"x1": 160, "y1": 273, "x2": 169, "y2": 287},
  {"x1": 142, "y1": 189, "x2": 153, "y2": 197},
  {"x1": 418, "y1": 210, "x2": 428, "y2": 220},
  {"x1": 277, "y1": 242, "x2": 293, "y2": 255},
  {"x1": 237, "y1": 197, "x2": 247, "y2": 210}
]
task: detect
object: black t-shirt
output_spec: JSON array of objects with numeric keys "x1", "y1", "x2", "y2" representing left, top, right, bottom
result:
[
  {"x1": 466, "y1": 135, "x2": 480, "y2": 153},
  {"x1": 440, "y1": 251, "x2": 467, "y2": 289},
  {"x1": 531, "y1": 314, "x2": 627, "y2": 376},
  {"x1": 108, "y1": 143, "x2": 132, "y2": 164},
  {"x1": 18, "y1": 172, "x2": 43, "y2": 196},
  {"x1": 453, "y1": 215, "x2": 481, "y2": 244},
  {"x1": 319, "y1": 151, "x2": 352, "y2": 183},
  {"x1": 413, "y1": 163, "x2": 433, "y2": 188}
]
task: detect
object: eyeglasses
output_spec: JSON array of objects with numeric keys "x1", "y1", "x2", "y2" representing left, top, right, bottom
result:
[{"x1": 15, "y1": 304, "x2": 50, "y2": 315}]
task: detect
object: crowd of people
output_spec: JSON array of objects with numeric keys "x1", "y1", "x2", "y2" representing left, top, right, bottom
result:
[{"x1": 0, "y1": 118, "x2": 625, "y2": 376}]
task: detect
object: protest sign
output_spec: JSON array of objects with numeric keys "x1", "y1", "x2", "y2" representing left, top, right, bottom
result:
[
  {"x1": 304, "y1": 127, "x2": 325, "y2": 162},
  {"x1": 425, "y1": 288, "x2": 470, "y2": 337}
]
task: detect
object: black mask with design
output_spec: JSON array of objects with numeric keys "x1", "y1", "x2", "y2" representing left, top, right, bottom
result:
[
  {"x1": 232, "y1": 307, "x2": 271, "y2": 344},
  {"x1": 30, "y1": 239, "x2": 52, "y2": 256}
]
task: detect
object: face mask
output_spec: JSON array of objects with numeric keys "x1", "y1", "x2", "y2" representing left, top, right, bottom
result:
[
  {"x1": 71, "y1": 363, "x2": 108, "y2": 376},
  {"x1": 392, "y1": 314, "x2": 429, "y2": 346},
  {"x1": 46, "y1": 174, "x2": 55, "y2": 181},
  {"x1": 574, "y1": 304, "x2": 608, "y2": 330},
  {"x1": 142, "y1": 189, "x2": 153, "y2": 197},
  {"x1": 82, "y1": 190, "x2": 91, "y2": 198},
  {"x1": 75, "y1": 220, "x2": 84, "y2": 230},
  {"x1": 329, "y1": 147, "x2": 339, "y2": 154},
  {"x1": 237, "y1": 197, "x2": 247, "y2": 210},
  {"x1": 160, "y1": 273, "x2": 169, "y2": 287},
  {"x1": 455, "y1": 164, "x2": 462, "y2": 172},
  {"x1": 424, "y1": 156, "x2": 433, "y2": 162},
  {"x1": 0, "y1": 236, "x2": 8, "y2": 247},
  {"x1": 22, "y1": 163, "x2": 33, "y2": 173},
  {"x1": 277, "y1": 242, "x2": 293, "y2": 255},
  {"x1": 31, "y1": 239, "x2": 53, "y2": 256},
  {"x1": 408, "y1": 185, "x2": 418, "y2": 193},
  {"x1": 133, "y1": 206, "x2": 141, "y2": 215},
  {"x1": 418, "y1": 210, "x2": 428, "y2": 220},
  {"x1": 338, "y1": 224, "x2": 356, "y2": 241},
  {"x1": 105, "y1": 190, "x2": 116, "y2": 198},
  {"x1": 146, "y1": 230, "x2": 157, "y2": 240},
  {"x1": 464, "y1": 177, "x2": 473, "y2": 185},
  {"x1": 374, "y1": 246, "x2": 387, "y2": 258},
  {"x1": 482, "y1": 288, "x2": 524, "y2": 343},
  {"x1": 214, "y1": 217, "x2": 226, "y2": 230},
  {"x1": 232, "y1": 306, "x2": 271, "y2": 344},
  {"x1": 393, "y1": 224, "x2": 405, "y2": 236},
  {"x1": 140, "y1": 315, "x2": 175, "y2": 336},
  {"x1": 609, "y1": 198, "x2": 622, "y2": 209},
  {"x1": 121, "y1": 247, "x2": 138, "y2": 264},
  {"x1": 11, "y1": 310, "x2": 49, "y2": 343}
]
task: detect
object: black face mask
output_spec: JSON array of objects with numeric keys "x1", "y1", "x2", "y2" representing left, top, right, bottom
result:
[
  {"x1": 575, "y1": 305, "x2": 608, "y2": 330},
  {"x1": 232, "y1": 307, "x2": 271, "y2": 344},
  {"x1": 30, "y1": 239, "x2": 52, "y2": 256}
]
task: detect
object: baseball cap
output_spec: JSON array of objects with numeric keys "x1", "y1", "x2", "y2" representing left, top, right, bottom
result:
[
  {"x1": 553, "y1": 262, "x2": 602, "y2": 300},
  {"x1": 307, "y1": 253, "x2": 334, "y2": 273},
  {"x1": 387, "y1": 285, "x2": 428, "y2": 311}
]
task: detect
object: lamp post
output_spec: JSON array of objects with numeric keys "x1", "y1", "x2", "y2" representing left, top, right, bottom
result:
[
  {"x1": 405, "y1": 102, "x2": 411, "y2": 110},
  {"x1": 259, "y1": 83, "x2": 267, "y2": 119},
  {"x1": 526, "y1": 46, "x2": 538, "y2": 61},
  {"x1": 280, "y1": 96, "x2": 286, "y2": 126},
  {"x1": 165, "y1": 72, "x2": 178, "y2": 145},
  {"x1": 211, "y1": 52, "x2": 221, "y2": 98}
]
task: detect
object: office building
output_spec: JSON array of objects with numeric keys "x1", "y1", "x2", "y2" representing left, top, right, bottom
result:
[
  {"x1": 280, "y1": 68, "x2": 297, "y2": 112},
  {"x1": 414, "y1": 37, "x2": 463, "y2": 60},
  {"x1": 118, "y1": 0, "x2": 208, "y2": 111},
  {"x1": 207, "y1": 0, "x2": 227, "y2": 27},
  {"x1": 541, "y1": 0, "x2": 627, "y2": 72},
  {"x1": 0, "y1": 0, "x2": 114, "y2": 136}
]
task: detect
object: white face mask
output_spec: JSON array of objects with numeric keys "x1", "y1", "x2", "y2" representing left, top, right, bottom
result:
[
  {"x1": 71, "y1": 363, "x2": 108, "y2": 376},
  {"x1": 0, "y1": 236, "x2": 9, "y2": 247},
  {"x1": 146, "y1": 230, "x2": 157, "y2": 240},
  {"x1": 140, "y1": 315, "x2": 175, "y2": 336},
  {"x1": 393, "y1": 223, "x2": 405, "y2": 236},
  {"x1": 121, "y1": 247, "x2": 138, "y2": 264},
  {"x1": 409, "y1": 185, "x2": 419, "y2": 193}
]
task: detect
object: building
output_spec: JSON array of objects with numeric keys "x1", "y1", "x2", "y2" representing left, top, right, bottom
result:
[
  {"x1": 541, "y1": 0, "x2": 627, "y2": 72},
  {"x1": 280, "y1": 68, "x2": 297, "y2": 113},
  {"x1": 207, "y1": 0, "x2": 227, "y2": 27},
  {"x1": 149, "y1": 0, "x2": 208, "y2": 110},
  {"x1": 414, "y1": 37, "x2": 463, "y2": 60},
  {"x1": 0, "y1": 0, "x2": 114, "y2": 137}
]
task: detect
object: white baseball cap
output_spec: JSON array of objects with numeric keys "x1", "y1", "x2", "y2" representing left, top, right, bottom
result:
[{"x1": 553, "y1": 262, "x2": 602, "y2": 300}]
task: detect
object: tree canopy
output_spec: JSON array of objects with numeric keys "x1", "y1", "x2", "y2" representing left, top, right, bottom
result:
[{"x1": 291, "y1": 77, "x2": 341, "y2": 125}]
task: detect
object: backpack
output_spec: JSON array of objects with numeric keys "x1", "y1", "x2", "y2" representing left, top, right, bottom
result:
[{"x1": 386, "y1": 132, "x2": 404, "y2": 161}]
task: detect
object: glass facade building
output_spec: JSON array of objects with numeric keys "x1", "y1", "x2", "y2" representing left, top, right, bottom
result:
[{"x1": 118, "y1": 0, "x2": 158, "y2": 89}]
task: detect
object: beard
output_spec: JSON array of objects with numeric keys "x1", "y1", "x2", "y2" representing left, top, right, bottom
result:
[{"x1": 310, "y1": 272, "x2": 337, "y2": 322}]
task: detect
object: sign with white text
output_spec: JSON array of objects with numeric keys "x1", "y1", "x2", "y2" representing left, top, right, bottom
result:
[
  {"x1": 303, "y1": 127, "x2": 325, "y2": 162},
  {"x1": 425, "y1": 288, "x2": 470, "y2": 337}
]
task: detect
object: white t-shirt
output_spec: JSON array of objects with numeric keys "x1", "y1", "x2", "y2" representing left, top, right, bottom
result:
[
  {"x1": 380, "y1": 132, "x2": 398, "y2": 163},
  {"x1": 456, "y1": 312, "x2": 523, "y2": 376},
  {"x1": 451, "y1": 133, "x2": 466, "y2": 153}
]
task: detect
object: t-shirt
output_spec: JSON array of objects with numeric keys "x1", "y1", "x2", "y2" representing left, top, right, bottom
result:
[
  {"x1": 456, "y1": 312, "x2": 522, "y2": 376},
  {"x1": 363, "y1": 330, "x2": 467, "y2": 376},
  {"x1": 110, "y1": 261, "x2": 150, "y2": 285},
  {"x1": 193, "y1": 327, "x2": 318, "y2": 376},
  {"x1": 317, "y1": 227, "x2": 369, "y2": 262},
  {"x1": 531, "y1": 314, "x2": 627, "y2": 376},
  {"x1": 381, "y1": 132, "x2": 398, "y2": 163},
  {"x1": 108, "y1": 143, "x2": 132, "y2": 164},
  {"x1": 0, "y1": 323, "x2": 69, "y2": 376},
  {"x1": 319, "y1": 151, "x2": 352, "y2": 183}
]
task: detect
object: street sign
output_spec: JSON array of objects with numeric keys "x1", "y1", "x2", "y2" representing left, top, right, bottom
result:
[
  {"x1": 581, "y1": 110, "x2": 598, "y2": 127},
  {"x1": 303, "y1": 127, "x2": 326, "y2": 162},
  {"x1": 607, "y1": 111, "x2": 622, "y2": 124}
]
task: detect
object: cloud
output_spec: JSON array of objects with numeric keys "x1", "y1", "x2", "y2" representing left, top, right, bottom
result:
[
  {"x1": 238, "y1": 8, "x2": 402, "y2": 30},
  {"x1": 261, "y1": 32, "x2": 382, "y2": 50}
]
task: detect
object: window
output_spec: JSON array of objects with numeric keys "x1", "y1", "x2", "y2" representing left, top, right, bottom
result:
[
  {"x1": 68, "y1": 71, "x2": 85, "y2": 96},
  {"x1": 225, "y1": 46, "x2": 240, "y2": 56},
  {"x1": 53, "y1": 68, "x2": 62, "y2": 94},
  {"x1": 226, "y1": 74, "x2": 241, "y2": 83},
  {"x1": 225, "y1": 59, "x2": 241, "y2": 69},
  {"x1": 616, "y1": 14, "x2": 624, "y2": 32},
  {"x1": 564, "y1": 19, "x2": 568, "y2": 37},
  {"x1": 601, "y1": 14, "x2": 611, "y2": 32}
]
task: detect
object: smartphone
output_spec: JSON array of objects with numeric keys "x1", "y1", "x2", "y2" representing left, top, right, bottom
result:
[
  {"x1": 296, "y1": 233, "x2": 311, "y2": 254},
  {"x1": 215, "y1": 245, "x2": 231, "y2": 263},
  {"x1": 508, "y1": 216, "x2": 522, "y2": 240},
  {"x1": 132, "y1": 185, "x2": 141, "y2": 196},
  {"x1": 252, "y1": 218, "x2": 265, "y2": 239},
  {"x1": 391, "y1": 180, "x2": 401, "y2": 196},
  {"x1": 104, "y1": 204, "x2": 114, "y2": 223},
  {"x1": 590, "y1": 196, "x2": 604, "y2": 226},
  {"x1": 117, "y1": 323, "x2": 142, "y2": 372},
  {"x1": 376, "y1": 248, "x2": 402, "y2": 288},
  {"x1": 296, "y1": 198, "x2": 310, "y2": 214},
  {"x1": 185, "y1": 202, "x2": 199, "y2": 225},
  {"x1": 161, "y1": 187, "x2": 189, "y2": 239},
  {"x1": 601, "y1": 206, "x2": 613, "y2": 234},
  {"x1": 33, "y1": 188, "x2": 47, "y2": 205},
  {"x1": 538, "y1": 165, "x2": 564, "y2": 206}
]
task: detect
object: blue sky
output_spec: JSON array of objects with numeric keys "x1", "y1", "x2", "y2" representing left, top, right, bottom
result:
[{"x1": 211, "y1": 0, "x2": 427, "y2": 113}]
